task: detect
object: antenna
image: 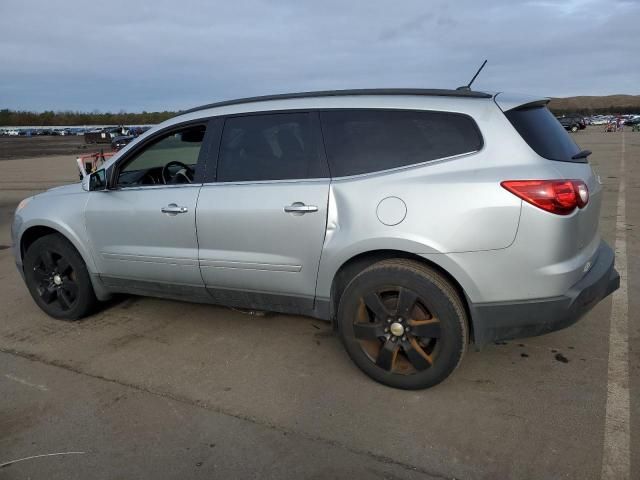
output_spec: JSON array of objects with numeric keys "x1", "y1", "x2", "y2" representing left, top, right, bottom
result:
[{"x1": 456, "y1": 59, "x2": 487, "y2": 91}]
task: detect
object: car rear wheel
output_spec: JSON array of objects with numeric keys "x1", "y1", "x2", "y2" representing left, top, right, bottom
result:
[
  {"x1": 23, "y1": 233, "x2": 97, "y2": 320},
  {"x1": 571, "y1": 125, "x2": 578, "y2": 132},
  {"x1": 337, "y1": 259, "x2": 468, "y2": 390}
]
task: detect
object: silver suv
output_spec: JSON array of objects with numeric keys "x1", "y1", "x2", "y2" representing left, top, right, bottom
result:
[{"x1": 11, "y1": 89, "x2": 619, "y2": 389}]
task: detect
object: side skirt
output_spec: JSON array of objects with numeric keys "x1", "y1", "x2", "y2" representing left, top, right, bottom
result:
[{"x1": 99, "y1": 276, "x2": 331, "y2": 321}]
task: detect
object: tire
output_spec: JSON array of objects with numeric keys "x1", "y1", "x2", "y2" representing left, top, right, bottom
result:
[
  {"x1": 337, "y1": 259, "x2": 468, "y2": 390},
  {"x1": 571, "y1": 125, "x2": 578, "y2": 132},
  {"x1": 23, "y1": 233, "x2": 97, "y2": 320}
]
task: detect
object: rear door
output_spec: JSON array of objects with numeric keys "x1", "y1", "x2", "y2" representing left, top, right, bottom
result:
[{"x1": 196, "y1": 111, "x2": 330, "y2": 313}]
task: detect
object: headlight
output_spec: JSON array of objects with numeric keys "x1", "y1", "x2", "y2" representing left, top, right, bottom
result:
[{"x1": 16, "y1": 197, "x2": 33, "y2": 212}]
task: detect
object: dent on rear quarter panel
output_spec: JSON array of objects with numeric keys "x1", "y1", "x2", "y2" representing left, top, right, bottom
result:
[
  {"x1": 313, "y1": 95, "x2": 534, "y2": 301},
  {"x1": 314, "y1": 161, "x2": 524, "y2": 301},
  {"x1": 325, "y1": 155, "x2": 523, "y2": 254}
]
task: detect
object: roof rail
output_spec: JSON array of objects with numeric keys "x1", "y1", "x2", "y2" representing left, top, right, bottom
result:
[{"x1": 182, "y1": 88, "x2": 493, "y2": 114}]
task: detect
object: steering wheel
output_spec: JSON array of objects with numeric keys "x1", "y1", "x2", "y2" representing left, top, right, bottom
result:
[{"x1": 161, "y1": 161, "x2": 194, "y2": 184}]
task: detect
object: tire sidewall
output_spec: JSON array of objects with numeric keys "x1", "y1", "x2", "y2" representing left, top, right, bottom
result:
[{"x1": 338, "y1": 264, "x2": 466, "y2": 390}]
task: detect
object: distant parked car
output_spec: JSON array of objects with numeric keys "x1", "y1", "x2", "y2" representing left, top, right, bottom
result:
[
  {"x1": 557, "y1": 115, "x2": 585, "y2": 132},
  {"x1": 84, "y1": 126, "x2": 129, "y2": 144},
  {"x1": 111, "y1": 135, "x2": 135, "y2": 151},
  {"x1": 624, "y1": 116, "x2": 640, "y2": 126}
]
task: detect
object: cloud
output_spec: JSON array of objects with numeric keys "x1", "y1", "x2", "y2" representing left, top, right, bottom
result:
[{"x1": 0, "y1": 0, "x2": 637, "y2": 111}]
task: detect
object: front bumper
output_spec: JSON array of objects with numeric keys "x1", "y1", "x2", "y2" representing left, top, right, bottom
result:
[{"x1": 470, "y1": 241, "x2": 620, "y2": 346}]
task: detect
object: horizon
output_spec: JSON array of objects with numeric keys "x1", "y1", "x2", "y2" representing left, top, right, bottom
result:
[{"x1": 2, "y1": 92, "x2": 639, "y2": 115}]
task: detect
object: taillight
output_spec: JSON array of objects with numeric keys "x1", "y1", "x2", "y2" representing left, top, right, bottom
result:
[{"x1": 501, "y1": 179, "x2": 589, "y2": 215}]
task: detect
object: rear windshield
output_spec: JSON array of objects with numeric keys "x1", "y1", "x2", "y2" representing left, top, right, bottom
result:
[{"x1": 505, "y1": 106, "x2": 582, "y2": 162}]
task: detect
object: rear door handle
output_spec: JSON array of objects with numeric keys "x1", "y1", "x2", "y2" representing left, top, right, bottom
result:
[
  {"x1": 161, "y1": 203, "x2": 188, "y2": 215},
  {"x1": 284, "y1": 202, "x2": 318, "y2": 214}
]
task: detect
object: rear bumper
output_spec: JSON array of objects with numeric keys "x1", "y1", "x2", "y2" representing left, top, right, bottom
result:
[{"x1": 470, "y1": 240, "x2": 619, "y2": 346}]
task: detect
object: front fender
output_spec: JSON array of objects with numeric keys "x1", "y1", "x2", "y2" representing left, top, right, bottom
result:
[
  {"x1": 17, "y1": 217, "x2": 96, "y2": 272},
  {"x1": 14, "y1": 193, "x2": 111, "y2": 301}
]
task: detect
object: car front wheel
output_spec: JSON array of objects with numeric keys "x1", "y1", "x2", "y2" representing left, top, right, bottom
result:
[
  {"x1": 337, "y1": 259, "x2": 468, "y2": 390},
  {"x1": 23, "y1": 233, "x2": 97, "y2": 320}
]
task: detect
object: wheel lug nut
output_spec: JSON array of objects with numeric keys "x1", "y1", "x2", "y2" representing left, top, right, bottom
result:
[
  {"x1": 402, "y1": 336, "x2": 407, "y2": 341},
  {"x1": 384, "y1": 327, "x2": 389, "y2": 332},
  {"x1": 387, "y1": 318, "x2": 392, "y2": 323}
]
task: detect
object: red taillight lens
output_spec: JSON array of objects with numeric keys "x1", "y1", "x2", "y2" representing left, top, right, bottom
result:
[{"x1": 501, "y1": 179, "x2": 589, "y2": 215}]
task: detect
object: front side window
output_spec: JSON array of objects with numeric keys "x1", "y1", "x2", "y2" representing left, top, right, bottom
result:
[
  {"x1": 117, "y1": 125, "x2": 206, "y2": 187},
  {"x1": 320, "y1": 110, "x2": 483, "y2": 177},
  {"x1": 217, "y1": 113, "x2": 326, "y2": 182}
]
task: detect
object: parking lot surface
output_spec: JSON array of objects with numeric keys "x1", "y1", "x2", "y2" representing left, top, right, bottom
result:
[
  {"x1": 0, "y1": 135, "x2": 101, "y2": 161},
  {"x1": 0, "y1": 129, "x2": 638, "y2": 479}
]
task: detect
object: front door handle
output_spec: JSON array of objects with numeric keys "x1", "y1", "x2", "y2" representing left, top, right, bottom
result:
[
  {"x1": 284, "y1": 202, "x2": 318, "y2": 215},
  {"x1": 161, "y1": 203, "x2": 188, "y2": 215}
]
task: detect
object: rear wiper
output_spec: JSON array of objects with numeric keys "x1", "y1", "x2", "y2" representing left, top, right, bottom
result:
[{"x1": 572, "y1": 149, "x2": 592, "y2": 160}]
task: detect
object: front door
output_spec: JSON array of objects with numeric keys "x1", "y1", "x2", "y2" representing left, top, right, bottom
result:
[
  {"x1": 196, "y1": 112, "x2": 330, "y2": 313},
  {"x1": 85, "y1": 123, "x2": 210, "y2": 297}
]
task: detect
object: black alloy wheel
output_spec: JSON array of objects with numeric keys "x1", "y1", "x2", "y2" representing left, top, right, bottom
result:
[
  {"x1": 352, "y1": 287, "x2": 440, "y2": 375},
  {"x1": 23, "y1": 234, "x2": 97, "y2": 320},
  {"x1": 338, "y1": 259, "x2": 467, "y2": 389},
  {"x1": 30, "y1": 249, "x2": 79, "y2": 312}
]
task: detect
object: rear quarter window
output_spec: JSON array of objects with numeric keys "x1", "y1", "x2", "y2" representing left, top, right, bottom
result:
[
  {"x1": 505, "y1": 106, "x2": 582, "y2": 162},
  {"x1": 319, "y1": 109, "x2": 483, "y2": 177}
]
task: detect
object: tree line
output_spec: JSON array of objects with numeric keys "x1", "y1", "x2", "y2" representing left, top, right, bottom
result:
[
  {"x1": 0, "y1": 109, "x2": 177, "y2": 126},
  {"x1": 549, "y1": 105, "x2": 640, "y2": 116},
  {"x1": 2, "y1": 104, "x2": 638, "y2": 127}
]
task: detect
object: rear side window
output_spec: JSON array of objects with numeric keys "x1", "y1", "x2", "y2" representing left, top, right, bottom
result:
[
  {"x1": 505, "y1": 106, "x2": 582, "y2": 162},
  {"x1": 217, "y1": 113, "x2": 327, "y2": 182},
  {"x1": 320, "y1": 110, "x2": 482, "y2": 177}
]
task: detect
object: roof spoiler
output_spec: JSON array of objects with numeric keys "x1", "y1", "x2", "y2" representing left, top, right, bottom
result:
[{"x1": 494, "y1": 92, "x2": 550, "y2": 112}]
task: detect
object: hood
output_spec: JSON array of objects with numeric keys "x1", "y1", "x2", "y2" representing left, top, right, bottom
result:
[{"x1": 41, "y1": 182, "x2": 84, "y2": 196}]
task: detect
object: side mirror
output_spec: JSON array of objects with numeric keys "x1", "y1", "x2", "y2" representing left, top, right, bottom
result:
[{"x1": 86, "y1": 169, "x2": 107, "y2": 191}]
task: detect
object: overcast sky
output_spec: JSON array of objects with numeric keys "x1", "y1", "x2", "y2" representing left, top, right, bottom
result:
[{"x1": 1, "y1": 0, "x2": 638, "y2": 112}]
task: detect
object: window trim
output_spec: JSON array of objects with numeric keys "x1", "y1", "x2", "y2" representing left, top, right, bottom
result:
[
  {"x1": 327, "y1": 149, "x2": 482, "y2": 182},
  {"x1": 109, "y1": 118, "x2": 218, "y2": 190}
]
